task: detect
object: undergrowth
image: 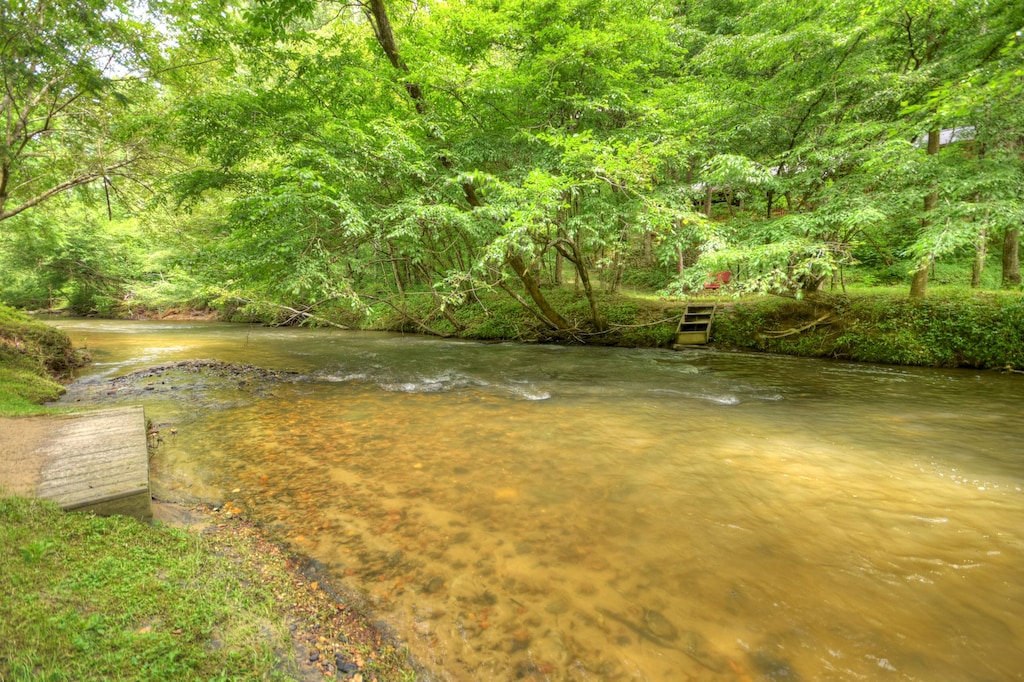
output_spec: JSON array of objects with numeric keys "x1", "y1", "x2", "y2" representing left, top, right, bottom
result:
[{"x1": 713, "y1": 292, "x2": 1024, "y2": 369}]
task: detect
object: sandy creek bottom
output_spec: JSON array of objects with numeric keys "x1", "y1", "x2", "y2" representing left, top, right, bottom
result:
[{"x1": 54, "y1": 321, "x2": 1024, "y2": 681}]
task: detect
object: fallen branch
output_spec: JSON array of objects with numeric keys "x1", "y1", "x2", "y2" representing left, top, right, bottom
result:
[
  {"x1": 760, "y1": 314, "x2": 834, "y2": 339},
  {"x1": 358, "y1": 295, "x2": 454, "y2": 338},
  {"x1": 274, "y1": 305, "x2": 351, "y2": 330},
  {"x1": 228, "y1": 296, "x2": 351, "y2": 330}
]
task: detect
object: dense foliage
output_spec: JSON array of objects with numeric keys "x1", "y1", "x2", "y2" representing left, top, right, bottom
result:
[
  {"x1": 713, "y1": 292, "x2": 1024, "y2": 368},
  {"x1": 0, "y1": 0, "x2": 1021, "y2": 335}
]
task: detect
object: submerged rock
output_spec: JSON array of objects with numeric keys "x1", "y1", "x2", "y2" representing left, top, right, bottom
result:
[
  {"x1": 643, "y1": 609, "x2": 679, "y2": 640},
  {"x1": 748, "y1": 650, "x2": 801, "y2": 680},
  {"x1": 422, "y1": 576, "x2": 445, "y2": 594}
]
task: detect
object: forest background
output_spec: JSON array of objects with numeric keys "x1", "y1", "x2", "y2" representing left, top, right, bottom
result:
[{"x1": 2, "y1": 0, "x2": 1023, "y2": 366}]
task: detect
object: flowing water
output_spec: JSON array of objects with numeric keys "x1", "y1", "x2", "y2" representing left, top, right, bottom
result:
[{"x1": 54, "y1": 319, "x2": 1024, "y2": 681}]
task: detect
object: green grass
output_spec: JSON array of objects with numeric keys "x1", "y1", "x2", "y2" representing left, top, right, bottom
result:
[
  {"x1": 0, "y1": 495, "x2": 420, "y2": 681},
  {"x1": 0, "y1": 370, "x2": 62, "y2": 415},
  {"x1": 0, "y1": 304, "x2": 85, "y2": 415},
  {"x1": 0, "y1": 496, "x2": 294, "y2": 681}
]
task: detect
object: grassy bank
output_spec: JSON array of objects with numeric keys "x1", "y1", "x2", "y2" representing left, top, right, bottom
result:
[
  {"x1": 0, "y1": 495, "x2": 417, "y2": 682},
  {"x1": 226, "y1": 287, "x2": 684, "y2": 348},
  {"x1": 0, "y1": 304, "x2": 83, "y2": 415},
  {"x1": 263, "y1": 286, "x2": 1024, "y2": 370},
  {"x1": 712, "y1": 291, "x2": 1024, "y2": 369},
  {"x1": 59, "y1": 285, "x2": 1024, "y2": 370}
]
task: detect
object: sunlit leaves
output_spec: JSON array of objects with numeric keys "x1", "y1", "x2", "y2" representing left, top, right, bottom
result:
[
  {"x1": 0, "y1": 0, "x2": 167, "y2": 223},
  {"x1": 138, "y1": 0, "x2": 1024, "y2": 317}
]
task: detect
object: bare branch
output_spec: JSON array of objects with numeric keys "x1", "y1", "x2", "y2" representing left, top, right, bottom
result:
[{"x1": 0, "y1": 156, "x2": 138, "y2": 222}]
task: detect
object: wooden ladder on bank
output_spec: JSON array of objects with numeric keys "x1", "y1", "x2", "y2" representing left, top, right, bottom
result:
[{"x1": 674, "y1": 302, "x2": 717, "y2": 347}]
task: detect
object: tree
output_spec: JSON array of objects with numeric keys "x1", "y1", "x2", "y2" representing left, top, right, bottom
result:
[
  {"x1": 170, "y1": 0, "x2": 693, "y2": 334},
  {"x1": 662, "y1": 0, "x2": 1023, "y2": 299},
  {"x1": 83, "y1": 0, "x2": 1020, "y2": 330},
  {"x1": 0, "y1": 0, "x2": 160, "y2": 224}
]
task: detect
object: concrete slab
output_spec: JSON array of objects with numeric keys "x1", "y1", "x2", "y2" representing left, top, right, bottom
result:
[{"x1": 0, "y1": 406, "x2": 152, "y2": 521}]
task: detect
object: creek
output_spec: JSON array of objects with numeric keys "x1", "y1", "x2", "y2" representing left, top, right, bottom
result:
[{"x1": 53, "y1": 319, "x2": 1024, "y2": 681}]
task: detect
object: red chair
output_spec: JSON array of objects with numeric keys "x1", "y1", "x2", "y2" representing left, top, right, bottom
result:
[{"x1": 704, "y1": 271, "x2": 732, "y2": 290}]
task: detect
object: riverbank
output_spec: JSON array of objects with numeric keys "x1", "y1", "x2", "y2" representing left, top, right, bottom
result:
[
  {"x1": 0, "y1": 305, "x2": 421, "y2": 681},
  {"x1": 0, "y1": 304, "x2": 85, "y2": 415},
  {"x1": 23, "y1": 287, "x2": 1024, "y2": 372},
  {"x1": 0, "y1": 494, "x2": 420, "y2": 681},
  {"x1": 216, "y1": 288, "x2": 1024, "y2": 371},
  {"x1": 711, "y1": 291, "x2": 1024, "y2": 370}
]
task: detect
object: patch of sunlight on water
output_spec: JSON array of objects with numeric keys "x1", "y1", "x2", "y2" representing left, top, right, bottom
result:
[{"x1": 54, "y1": 320, "x2": 1024, "y2": 681}]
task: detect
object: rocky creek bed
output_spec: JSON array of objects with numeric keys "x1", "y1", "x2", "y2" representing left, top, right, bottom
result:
[{"x1": 61, "y1": 359, "x2": 304, "y2": 404}]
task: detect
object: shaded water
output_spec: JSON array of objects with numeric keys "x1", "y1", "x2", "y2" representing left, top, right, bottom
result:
[{"x1": 55, "y1": 320, "x2": 1024, "y2": 681}]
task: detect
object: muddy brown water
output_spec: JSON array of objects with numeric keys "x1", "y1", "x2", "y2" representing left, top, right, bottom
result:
[{"x1": 52, "y1": 319, "x2": 1024, "y2": 681}]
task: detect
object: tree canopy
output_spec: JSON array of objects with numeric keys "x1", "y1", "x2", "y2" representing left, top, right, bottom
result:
[{"x1": 1, "y1": 0, "x2": 1022, "y2": 324}]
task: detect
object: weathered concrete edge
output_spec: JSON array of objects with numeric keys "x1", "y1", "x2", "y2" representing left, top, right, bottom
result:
[{"x1": 36, "y1": 405, "x2": 153, "y2": 521}]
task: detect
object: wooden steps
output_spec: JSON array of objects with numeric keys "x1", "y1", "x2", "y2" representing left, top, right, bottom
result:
[{"x1": 674, "y1": 303, "x2": 717, "y2": 346}]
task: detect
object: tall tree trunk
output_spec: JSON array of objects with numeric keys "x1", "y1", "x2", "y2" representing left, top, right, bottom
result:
[
  {"x1": 607, "y1": 223, "x2": 628, "y2": 294},
  {"x1": 366, "y1": 0, "x2": 479, "y2": 209},
  {"x1": 910, "y1": 128, "x2": 941, "y2": 299},
  {"x1": 554, "y1": 239, "x2": 605, "y2": 331},
  {"x1": 971, "y1": 227, "x2": 987, "y2": 288},
  {"x1": 909, "y1": 262, "x2": 930, "y2": 298},
  {"x1": 390, "y1": 258, "x2": 405, "y2": 296},
  {"x1": 507, "y1": 251, "x2": 570, "y2": 329},
  {"x1": 366, "y1": 0, "x2": 423, "y2": 110},
  {"x1": 1003, "y1": 227, "x2": 1022, "y2": 287}
]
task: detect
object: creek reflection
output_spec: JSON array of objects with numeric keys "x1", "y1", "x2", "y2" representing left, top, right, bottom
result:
[{"x1": 55, "y1": 320, "x2": 1024, "y2": 681}]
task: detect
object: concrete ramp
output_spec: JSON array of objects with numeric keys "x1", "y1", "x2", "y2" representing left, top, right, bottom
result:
[{"x1": 0, "y1": 406, "x2": 152, "y2": 520}]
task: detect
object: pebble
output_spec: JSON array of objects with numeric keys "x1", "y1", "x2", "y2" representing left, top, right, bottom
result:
[
  {"x1": 643, "y1": 609, "x2": 679, "y2": 640},
  {"x1": 422, "y1": 576, "x2": 445, "y2": 594},
  {"x1": 335, "y1": 654, "x2": 359, "y2": 674},
  {"x1": 545, "y1": 597, "x2": 570, "y2": 614}
]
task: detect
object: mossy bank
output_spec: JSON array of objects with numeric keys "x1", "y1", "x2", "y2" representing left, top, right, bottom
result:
[
  {"x1": 0, "y1": 304, "x2": 84, "y2": 415},
  {"x1": 711, "y1": 292, "x2": 1024, "y2": 370}
]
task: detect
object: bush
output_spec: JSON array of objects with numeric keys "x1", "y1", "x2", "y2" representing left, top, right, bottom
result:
[{"x1": 620, "y1": 265, "x2": 676, "y2": 292}]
